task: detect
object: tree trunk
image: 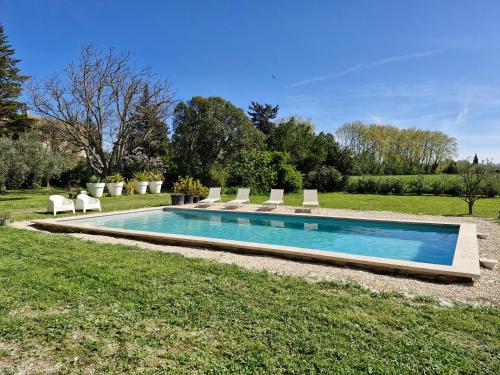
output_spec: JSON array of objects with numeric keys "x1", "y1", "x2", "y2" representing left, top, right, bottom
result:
[{"x1": 468, "y1": 201, "x2": 474, "y2": 215}]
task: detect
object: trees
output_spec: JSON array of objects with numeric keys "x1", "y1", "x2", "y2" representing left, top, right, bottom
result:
[
  {"x1": 248, "y1": 102, "x2": 279, "y2": 135},
  {"x1": 128, "y1": 85, "x2": 170, "y2": 157},
  {"x1": 456, "y1": 159, "x2": 497, "y2": 215},
  {"x1": 171, "y1": 96, "x2": 265, "y2": 184},
  {"x1": 30, "y1": 46, "x2": 175, "y2": 176},
  {"x1": 0, "y1": 24, "x2": 33, "y2": 137},
  {"x1": 0, "y1": 133, "x2": 75, "y2": 189},
  {"x1": 268, "y1": 117, "x2": 316, "y2": 172},
  {"x1": 336, "y1": 122, "x2": 457, "y2": 174}
]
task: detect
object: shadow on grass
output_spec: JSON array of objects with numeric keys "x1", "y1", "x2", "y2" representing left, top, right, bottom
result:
[{"x1": 0, "y1": 197, "x2": 28, "y2": 202}]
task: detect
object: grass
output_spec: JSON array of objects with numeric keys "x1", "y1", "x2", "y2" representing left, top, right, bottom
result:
[
  {"x1": 0, "y1": 227, "x2": 498, "y2": 373},
  {"x1": 1, "y1": 188, "x2": 499, "y2": 221}
]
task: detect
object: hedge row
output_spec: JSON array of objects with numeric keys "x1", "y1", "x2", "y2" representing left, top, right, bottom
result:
[{"x1": 345, "y1": 175, "x2": 499, "y2": 197}]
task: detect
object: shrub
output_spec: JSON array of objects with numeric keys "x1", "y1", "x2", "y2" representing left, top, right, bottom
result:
[
  {"x1": 376, "y1": 178, "x2": 393, "y2": 195},
  {"x1": 173, "y1": 176, "x2": 208, "y2": 196},
  {"x1": 305, "y1": 166, "x2": 343, "y2": 192},
  {"x1": 146, "y1": 171, "x2": 163, "y2": 182},
  {"x1": 278, "y1": 164, "x2": 303, "y2": 193},
  {"x1": 429, "y1": 179, "x2": 446, "y2": 195},
  {"x1": 391, "y1": 178, "x2": 405, "y2": 195},
  {"x1": 407, "y1": 175, "x2": 428, "y2": 195},
  {"x1": 209, "y1": 167, "x2": 228, "y2": 189},
  {"x1": 356, "y1": 175, "x2": 378, "y2": 194},
  {"x1": 345, "y1": 178, "x2": 358, "y2": 193},
  {"x1": 125, "y1": 180, "x2": 137, "y2": 195},
  {"x1": 122, "y1": 151, "x2": 166, "y2": 180},
  {"x1": 482, "y1": 176, "x2": 499, "y2": 197}
]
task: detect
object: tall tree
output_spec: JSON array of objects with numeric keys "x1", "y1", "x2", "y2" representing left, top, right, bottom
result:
[
  {"x1": 473, "y1": 153, "x2": 479, "y2": 164},
  {"x1": 172, "y1": 96, "x2": 265, "y2": 183},
  {"x1": 0, "y1": 23, "x2": 33, "y2": 137},
  {"x1": 128, "y1": 84, "x2": 170, "y2": 157},
  {"x1": 267, "y1": 117, "x2": 316, "y2": 172},
  {"x1": 248, "y1": 101, "x2": 279, "y2": 135},
  {"x1": 30, "y1": 46, "x2": 175, "y2": 176}
]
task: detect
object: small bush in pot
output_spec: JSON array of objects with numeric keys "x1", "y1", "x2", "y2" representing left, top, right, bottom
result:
[
  {"x1": 133, "y1": 171, "x2": 150, "y2": 195},
  {"x1": 104, "y1": 174, "x2": 125, "y2": 197},
  {"x1": 125, "y1": 180, "x2": 138, "y2": 195},
  {"x1": 86, "y1": 175, "x2": 106, "y2": 197},
  {"x1": 147, "y1": 171, "x2": 163, "y2": 194},
  {"x1": 192, "y1": 179, "x2": 209, "y2": 202},
  {"x1": 171, "y1": 177, "x2": 186, "y2": 205},
  {"x1": 0, "y1": 210, "x2": 11, "y2": 226}
]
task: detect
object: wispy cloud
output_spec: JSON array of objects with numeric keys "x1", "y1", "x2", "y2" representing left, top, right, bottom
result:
[{"x1": 288, "y1": 50, "x2": 438, "y2": 88}]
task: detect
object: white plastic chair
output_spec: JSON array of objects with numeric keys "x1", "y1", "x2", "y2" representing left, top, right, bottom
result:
[
  {"x1": 75, "y1": 193, "x2": 101, "y2": 213},
  {"x1": 48, "y1": 195, "x2": 75, "y2": 216},
  {"x1": 261, "y1": 189, "x2": 284, "y2": 210},
  {"x1": 302, "y1": 189, "x2": 319, "y2": 210},
  {"x1": 225, "y1": 188, "x2": 250, "y2": 209},
  {"x1": 197, "y1": 187, "x2": 222, "y2": 206}
]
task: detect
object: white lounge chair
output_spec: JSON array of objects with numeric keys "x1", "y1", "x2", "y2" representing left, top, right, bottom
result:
[
  {"x1": 197, "y1": 187, "x2": 222, "y2": 206},
  {"x1": 48, "y1": 195, "x2": 75, "y2": 216},
  {"x1": 302, "y1": 189, "x2": 319, "y2": 210},
  {"x1": 261, "y1": 189, "x2": 284, "y2": 210},
  {"x1": 225, "y1": 188, "x2": 250, "y2": 209},
  {"x1": 75, "y1": 193, "x2": 101, "y2": 213}
]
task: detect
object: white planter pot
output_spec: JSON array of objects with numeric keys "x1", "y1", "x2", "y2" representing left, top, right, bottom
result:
[
  {"x1": 86, "y1": 182, "x2": 105, "y2": 197},
  {"x1": 148, "y1": 181, "x2": 163, "y2": 194},
  {"x1": 136, "y1": 181, "x2": 148, "y2": 195},
  {"x1": 106, "y1": 182, "x2": 124, "y2": 197}
]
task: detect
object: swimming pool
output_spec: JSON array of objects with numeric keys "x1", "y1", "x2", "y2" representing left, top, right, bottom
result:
[
  {"x1": 69, "y1": 208, "x2": 458, "y2": 265},
  {"x1": 32, "y1": 207, "x2": 480, "y2": 280}
]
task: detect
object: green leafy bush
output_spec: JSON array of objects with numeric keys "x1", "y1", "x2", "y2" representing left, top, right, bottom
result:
[
  {"x1": 133, "y1": 171, "x2": 150, "y2": 182},
  {"x1": 278, "y1": 164, "x2": 303, "y2": 193},
  {"x1": 407, "y1": 175, "x2": 428, "y2": 195},
  {"x1": 305, "y1": 166, "x2": 343, "y2": 192},
  {"x1": 356, "y1": 175, "x2": 378, "y2": 194},
  {"x1": 376, "y1": 178, "x2": 393, "y2": 195}
]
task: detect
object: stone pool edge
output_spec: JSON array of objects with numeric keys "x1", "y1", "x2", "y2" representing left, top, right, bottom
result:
[{"x1": 31, "y1": 206, "x2": 481, "y2": 281}]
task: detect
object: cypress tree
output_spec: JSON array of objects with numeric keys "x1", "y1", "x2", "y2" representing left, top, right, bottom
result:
[{"x1": 0, "y1": 23, "x2": 33, "y2": 137}]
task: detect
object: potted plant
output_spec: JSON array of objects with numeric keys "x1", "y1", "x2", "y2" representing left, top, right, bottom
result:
[
  {"x1": 192, "y1": 179, "x2": 209, "y2": 203},
  {"x1": 0, "y1": 210, "x2": 11, "y2": 226},
  {"x1": 182, "y1": 176, "x2": 195, "y2": 204},
  {"x1": 147, "y1": 171, "x2": 163, "y2": 194},
  {"x1": 125, "y1": 179, "x2": 138, "y2": 195},
  {"x1": 104, "y1": 173, "x2": 125, "y2": 196},
  {"x1": 171, "y1": 176, "x2": 186, "y2": 205},
  {"x1": 86, "y1": 175, "x2": 106, "y2": 197},
  {"x1": 133, "y1": 171, "x2": 149, "y2": 195}
]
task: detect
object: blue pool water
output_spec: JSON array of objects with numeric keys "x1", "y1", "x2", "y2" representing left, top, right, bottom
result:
[{"x1": 71, "y1": 209, "x2": 459, "y2": 265}]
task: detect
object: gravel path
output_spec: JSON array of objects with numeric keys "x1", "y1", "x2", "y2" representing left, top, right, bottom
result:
[{"x1": 12, "y1": 204, "x2": 499, "y2": 305}]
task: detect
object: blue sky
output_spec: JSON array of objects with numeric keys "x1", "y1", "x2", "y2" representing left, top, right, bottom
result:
[{"x1": 2, "y1": 0, "x2": 500, "y2": 160}]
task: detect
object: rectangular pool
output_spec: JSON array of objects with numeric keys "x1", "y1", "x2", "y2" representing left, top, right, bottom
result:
[{"x1": 69, "y1": 208, "x2": 459, "y2": 266}]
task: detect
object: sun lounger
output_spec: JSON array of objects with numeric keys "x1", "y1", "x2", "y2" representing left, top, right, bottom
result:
[
  {"x1": 302, "y1": 189, "x2": 319, "y2": 209},
  {"x1": 197, "y1": 187, "x2": 221, "y2": 206},
  {"x1": 261, "y1": 189, "x2": 284, "y2": 210},
  {"x1": 225, "y1": 188, "x2": 250, "y2": 209}
]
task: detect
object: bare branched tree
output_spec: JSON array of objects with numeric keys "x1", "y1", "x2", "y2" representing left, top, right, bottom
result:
[{"x1": 29, "y1": 46, "x2": 176, "y2": 175}]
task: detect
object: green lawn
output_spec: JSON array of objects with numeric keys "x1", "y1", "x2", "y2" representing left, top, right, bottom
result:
[
  {"x1": 0, "y1": 188, "x2": 499, "y2": 221},
  {"x1": 0, "y1": 227, "x2": 498, "y2": 373}
]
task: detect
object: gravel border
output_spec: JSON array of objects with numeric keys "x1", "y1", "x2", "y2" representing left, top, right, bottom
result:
[{"x1": 11, "y1": 205, "x2": 499, "y2": 305}]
